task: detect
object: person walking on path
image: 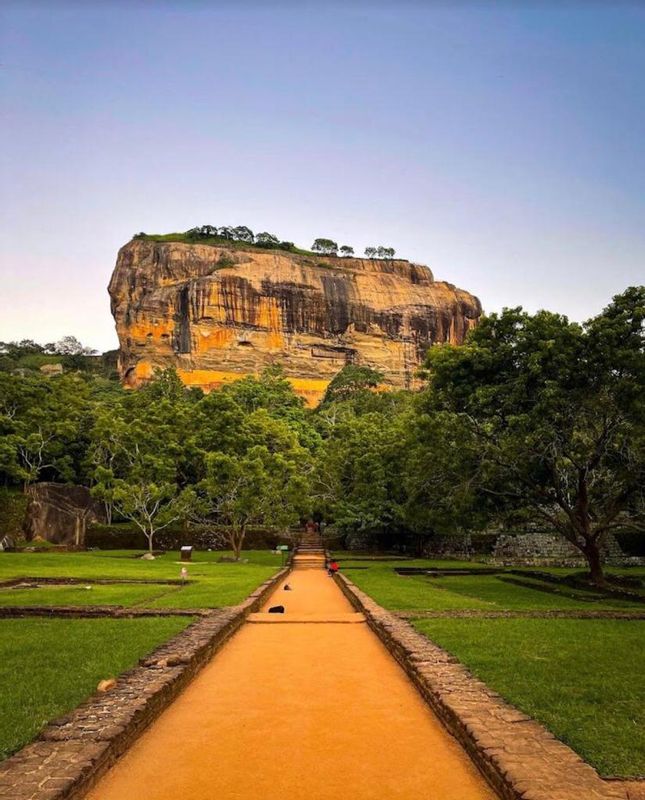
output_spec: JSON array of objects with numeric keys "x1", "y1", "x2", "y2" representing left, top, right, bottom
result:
[{"x1": 327, "y1": 559, "x2": 339, "y2": 578}]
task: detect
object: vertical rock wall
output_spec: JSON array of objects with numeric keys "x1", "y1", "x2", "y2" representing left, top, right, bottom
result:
[{"x1": 109, "y1": 240, "x2": 482, "y2": 403}]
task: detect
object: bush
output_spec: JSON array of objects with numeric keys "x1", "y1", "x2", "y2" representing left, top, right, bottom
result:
[
  {"x1": 0, "y1": 489, "x2": 28, "y2": 538},
  {"x1": 86, "y1": 523, "x2": 294, "y2": 550}
]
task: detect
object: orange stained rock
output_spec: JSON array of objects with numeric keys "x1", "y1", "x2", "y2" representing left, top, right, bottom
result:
[
  {"x1": 110, "y1": 241, "x2": 482, "y2": 398},
  {"x1": 133, "y1": 361, "x2": 154, "y2": 380},
  {"x1": 167, "y1": 366, "x2": 330, "y2": 406},
  {"x1": 86, "y1": 570, "x2": 497, "y2": 800},
  {"x1": 126, "y1": 319, "x2": 175, "y2": 343},
  {"x1": 194, "y1": 328, "x2": 235, "y2": 351}
]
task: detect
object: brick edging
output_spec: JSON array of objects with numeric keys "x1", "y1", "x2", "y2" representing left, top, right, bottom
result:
[
  {"x1": 394, "y1": 609, "x2": 645, "y2": 620},
  {"x1": 334, "y1": 572, "x2": 627, "y2": 800},
  {"x1": 0, "y1": 605, "x2": 207, "y2": 619},
  {"x1": 0, "y1": 567, "x2": 289, "y2": 800}
]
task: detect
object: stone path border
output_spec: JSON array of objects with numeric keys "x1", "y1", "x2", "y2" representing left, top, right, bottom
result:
[
  {"x1": 0, "y1": 605, "x2": 205, "y2": 619},
  {"x1": 0, "y1": 577, "x2": 186, "y2": 587},
  {"x1": 0, "y1": 567, "x2": 288, "y2": 800},
  {"x1": 395, "y1": 609, "x2": 645, "y2": 620},
  {"x1": 335, "y1": 572, "x2": 630, "y2": 800}
]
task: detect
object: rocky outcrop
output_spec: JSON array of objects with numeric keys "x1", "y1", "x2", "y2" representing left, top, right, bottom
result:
[
  {"x1": 109, "y1": 240, "x2": 481, "y2": 404},
  {"x1": 23, "y1": 483, "x2": 106, "y2": 545}
]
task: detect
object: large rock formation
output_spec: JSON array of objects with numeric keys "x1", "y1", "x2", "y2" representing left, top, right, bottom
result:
[
  {"x1": 23, "y1": 483, "x2": 106, "y2": 546},
  {"x1": 109, "y1": 239, "x2": 481, "y2": 404}
]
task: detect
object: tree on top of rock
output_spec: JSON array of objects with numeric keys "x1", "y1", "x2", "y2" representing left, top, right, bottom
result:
[
  {"x1": 377, "y1": 246, "x2": 396, "y2": 259},
  {"x1": 312, "y1": 238, "x2": 338, "y2": 256},
  {"x1": 233, "y1": 226, "x2": 254, "y2": 243},
  {"x1": 340, "y1": 245, "x2": 354, "y2": 257},
  {"x1": 364, "y1": 247, "x2": 377, "y2": 259},
  {"x1": 255, "y1": 232, "x2": 280, "y2": 247}
]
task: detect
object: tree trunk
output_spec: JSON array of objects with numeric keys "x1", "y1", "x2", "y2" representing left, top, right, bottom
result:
[
  {"x1": 232, "y1": 525, "x2": 245, "y2": 561},
  {"x1": 147, "y1": 527, "x2": 154, "y2": 554},
  {"x1": 584, "y1": 540, "x2": 605, "y2": 587}
]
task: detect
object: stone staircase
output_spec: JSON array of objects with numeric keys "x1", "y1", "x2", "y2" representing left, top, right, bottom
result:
[{"x1": 293, "y1": 529, "x2": 326, "y2": 570}]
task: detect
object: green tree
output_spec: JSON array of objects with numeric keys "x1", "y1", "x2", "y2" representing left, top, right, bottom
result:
[
  {"x1": 199, "y1": 225, "x2": 218, "y2": 237},
  {"x1": 255, "y1": 232, "x2": 280, "y2": 247},
  {"x1": 322, "y1": 365, "x2": 384, "y2": 405},
  {"x1": 401, "y1": 408, "x2": 489, "y2": 551},
  {"x1": 339, "y1": 245, "x2": 354, "y2": 257},
  {"x1": 0, "y1": 372, "x2": 91, "y2": 488},
  {"x1": 311, "y1": 238, "x2": 338, "y2": 256},
  {"x1": 222, "y1": 367, "x2": 320, "y2": 451},
  {"x1": 233, "y1": 225, "x2": 254, "y2": 242},
  {"x1": 52, "y1": 336, "x2": 97, "y2": 357},
  {"x1": 364, "y1": 247, "x2": 377, "y2": 259},
  {"x1": 88, "y1": 368, "x2": 197, "y2": 545},
  {"x1": 314, "y1": 406, "x2": 408, "y2": 544},
  {"x1": 424, "y1": 288, "x2": 645, "y2": 585},
  {"x1": 94, "y1": 469, "x2": 195, "y2": 555},
  {"x1": 196, "y1": 442, "x2": 310, "y2": 559}
]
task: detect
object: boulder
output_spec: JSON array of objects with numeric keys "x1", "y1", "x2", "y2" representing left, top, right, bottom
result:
[{"x1": 23, "y1": 483, "x2": 106, "y2": 546}]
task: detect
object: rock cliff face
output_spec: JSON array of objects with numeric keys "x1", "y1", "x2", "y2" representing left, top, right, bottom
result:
[{"x1": 109, "y1": 240, "x2": 481, "y2": 404}]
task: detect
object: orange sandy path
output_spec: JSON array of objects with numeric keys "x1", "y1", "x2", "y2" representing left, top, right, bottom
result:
[{"x1": 86, "y1": 569, "x2": 496, "y2": 800}]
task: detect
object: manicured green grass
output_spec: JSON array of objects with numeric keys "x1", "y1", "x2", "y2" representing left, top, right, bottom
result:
[
  {"x1": 0, "y1": 582, "x2": 179, "y2": 607},
  {"x1": 0, "y1": 617, "x2": 193, "y2": 760},
  {"x1": 0, "y1": 549, "x2": 282, "y2": 760},
  {"x1": 0, "y1": 550, "x2": 282, "y2": 608},
  {"x1": 339, "y1": 556, "x2": 644, "y2": 777},
  {"x1": 339, "y1": 560, "x2": 643, "y2": 611},
  {"x1": 414, "y1": 618, "x2": 645, "y2": 777}
]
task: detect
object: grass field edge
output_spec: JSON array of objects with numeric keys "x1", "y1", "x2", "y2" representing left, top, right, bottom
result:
[
  {"x1": 334, "y1": 572, "x2": 626, "y2": 800},
  {"x1": 0, "y1": 566, "x2": 289, "y2": 800}
]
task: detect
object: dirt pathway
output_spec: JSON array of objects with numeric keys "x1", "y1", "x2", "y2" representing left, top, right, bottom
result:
[{"x1": 86, "y1": 567, "x2": 496, "y2": 800}]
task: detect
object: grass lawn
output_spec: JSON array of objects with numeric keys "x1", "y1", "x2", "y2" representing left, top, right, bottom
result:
[
  {"x1": 335, "y1": 556, "x2": 645, "y2": 777},
  {"x1": 0, "y1": 549, "x2": 282, "y2": 608},
  {"x1": 0, "y1": 582, "x2": 178, "y2": 607},
  {"x1": 414, "y1": 618, "x2": 645, "y2": 778},
  {"x1": 0, "y1": 616, "x2": 193, "y2": 760},
  {"x1": 336, "y1": 558, "x2": 644, "y2": 611},
  {"x1": 0, "y1": 549, "x2": 283, "y2": 761}
]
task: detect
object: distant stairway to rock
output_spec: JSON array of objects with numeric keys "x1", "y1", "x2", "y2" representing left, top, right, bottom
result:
[{"x1": 293, "y1": 529, "x2": 326, "y2": 570}]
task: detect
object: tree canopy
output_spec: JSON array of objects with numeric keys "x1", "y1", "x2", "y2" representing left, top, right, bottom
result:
[
  {"x1": 422, "y1": 287, "x2": 645, "y2": 583},
  {"x1": 1, "y1": 286, "x2": 642, "y2": 577}
]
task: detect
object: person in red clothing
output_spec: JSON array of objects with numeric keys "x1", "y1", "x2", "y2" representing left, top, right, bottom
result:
[{"x1": 327, "y1": 560, "x2": 339, "y2": 577}]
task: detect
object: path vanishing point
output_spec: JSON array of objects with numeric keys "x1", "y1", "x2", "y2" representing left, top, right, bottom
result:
[{"x1": 86, "y1": 538, "x2": 497, "y2": 800}]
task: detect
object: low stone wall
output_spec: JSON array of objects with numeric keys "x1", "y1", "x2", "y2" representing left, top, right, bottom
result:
[
  {"x1": 421, "y1": 533, "x2": 475, "y2": 559},
  {"x1": 0, "y1": 605, "x2": 204, "y2": 619},
  {"x1": 491, "y1": 531, "x2": 625, "y2": 566},
  {"x1": 334, "y1": 572, "x2": 627, "y2": 800},
  {"x1": 418, "y1": 530, "x2": 636, "y2": 567},
  {"x1": 0, "y1": 567, "x2": 288, "y2": 800}
]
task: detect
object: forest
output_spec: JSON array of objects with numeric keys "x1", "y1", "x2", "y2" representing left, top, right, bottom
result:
[{"x1": 1, "y1": 287, "x2": 643, "y2": 585}]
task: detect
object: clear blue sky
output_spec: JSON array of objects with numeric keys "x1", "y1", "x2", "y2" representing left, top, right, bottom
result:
[{"x1": 1, "y1": 1, "x2": 644, "y2": 351}]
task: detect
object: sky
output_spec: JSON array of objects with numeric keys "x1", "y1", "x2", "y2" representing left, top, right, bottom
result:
[{"x1": 1, "y1": 1, "x2": 644, "y2": 352}]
